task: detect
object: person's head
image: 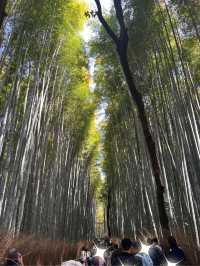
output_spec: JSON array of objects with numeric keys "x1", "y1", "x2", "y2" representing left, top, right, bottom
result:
[
  {"x1": 120, "y1": 238, "x2": 133, "y2": 252},
  {"x1": 81, "y1": 247, "x2": 88, "y2": 252},
  {"x1": 111, "y1": 238, "x2": 119, "y2": 249},
  {"x1": 168, "y1": 236, "x2": 178, "y2": 249},
  {"x1": 131, "y1": 241, "x2": 141, "y2": 254},
  {"x1": 6, "y1": 248, "x2": 22, "y2": 265},
  {"x1": 151, "y1": 238, "x2": 158, "y2": 244},
  {"x1": 104, "y1": 235, "x2": 110, "y2": 245},
  {"x1": 147, "y1": 237, "x2": 158, "y2": 245}
]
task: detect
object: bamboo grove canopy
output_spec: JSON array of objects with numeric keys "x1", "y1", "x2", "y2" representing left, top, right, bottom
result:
[
  {"x1": 91, "y1": 0, "x2": 200, "y2": 246},
  {"x1": 0, "y1": 0, "x2": 99, "y2": 241},
  {"x1": 0, "y1": 0, "x2": 200, "y2": 247}
]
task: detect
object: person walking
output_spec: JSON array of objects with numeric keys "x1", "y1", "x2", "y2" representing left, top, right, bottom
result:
[
  {"x1": 131, "y1": 241, "x2": 153, "y2": 266},
  {"x1": 104, "y1": 238, "x2": 119, "y2": 266},
  {"x1": 166, "y1": 236, "x2": 185, "y2": 265},
  {"x1": 111, "y1": 238, "x2": 142, "y2": 266},
  {"x1": 148, "y1": 238, "x2": 166, "y2": 266}
]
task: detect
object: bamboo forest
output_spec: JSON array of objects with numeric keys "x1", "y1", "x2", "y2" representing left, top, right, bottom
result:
[{"x1": 0, "y1": 0, "x2": 200, "y2": 265}]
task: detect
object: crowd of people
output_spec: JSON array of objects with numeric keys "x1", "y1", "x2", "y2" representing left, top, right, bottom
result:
[
  {"x1": 3, "y1": 236, "x2": 186, "y2": 266},
  {"x1": 76, "y1": 236, "x2": 186, "y2": 266}
]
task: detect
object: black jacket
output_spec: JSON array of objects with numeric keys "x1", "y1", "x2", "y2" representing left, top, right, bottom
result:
[{"x1": 111, "y1": 251, "x2": 142, "y2": 266}]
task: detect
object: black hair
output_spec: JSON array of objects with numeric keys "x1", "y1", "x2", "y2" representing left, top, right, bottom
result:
[
  {"x1": 121, "y1": 238, "x2": 133, "y2": 250},
  {"x1": 81, "y1": 247, "x2": 88, "y2": 251},
  {"x1": 147, "y1": 238, "x2": 158, "y2": 245},
  {"x1": 168, "y1": 236, "x2": 178, "y2": 248},
  {"x1": 152, "y1": 238, "x2": 158, "y2": 244},
  {"x1": 131, "y1": 241, "x2": 141, "y2": 249}
]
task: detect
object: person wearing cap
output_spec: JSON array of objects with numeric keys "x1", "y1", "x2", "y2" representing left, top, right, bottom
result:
[{"x1": 111, "y1": 238, "x2": 142, "y2": 266}]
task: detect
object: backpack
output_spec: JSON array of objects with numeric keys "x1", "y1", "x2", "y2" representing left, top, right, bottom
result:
[
  {"x1": 136, "y1": 253, "x2": 153, "y2": 266},
  {"x1": 149, "y1": 246, "x2": 166, "y2": 266}
]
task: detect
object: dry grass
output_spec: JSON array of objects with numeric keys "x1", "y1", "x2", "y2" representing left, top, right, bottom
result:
[
  {"x1": 0, "y1": 230, "x2": 200, "y2": 265},
  {"x1": 0, "y1": 232, "x2": 90, "y2": 266}
]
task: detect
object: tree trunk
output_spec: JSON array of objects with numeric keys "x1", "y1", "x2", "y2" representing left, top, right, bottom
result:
[
  {"x1": 117, "y1": 46, "x2": 169, "y2": 229},
  {"x1": 94, "y1": 0, "x2": 170, "y2": 232},
  {"x1": 0, "y1": 0, "x2": 7, "y2": 30},
  {"x1": 107, "y1": 188, "x2": 111, "y2": 237},
  {"x1": 116, "y1": 44, "x2": 169, "y2": 230}
]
